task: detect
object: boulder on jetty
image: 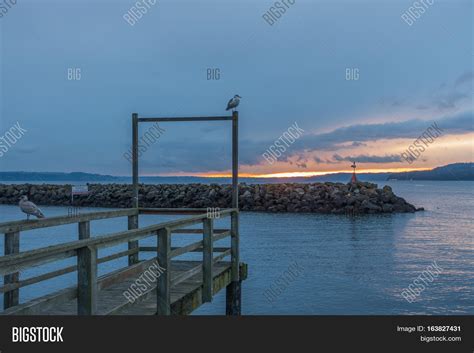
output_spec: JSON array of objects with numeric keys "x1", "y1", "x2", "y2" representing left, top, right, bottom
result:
[{"x1": 0, "y1": 182, "x2": 423, "y2": 214}]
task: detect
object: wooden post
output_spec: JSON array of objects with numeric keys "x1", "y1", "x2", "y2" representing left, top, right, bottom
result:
[
  {"x1": 157, "y1": 228, "x2": 171, "y2": 315},
  {"x1": 78, "y1": 221, "x2": 90, "y2": 241},
  {"x1": 77, "y1": 221, "x2": 97, "y2": 315},
  {"x1": 132, "y1": 113, "x2": 139, "y2": 208},
  {"x1": 77, "y1": 246, "x2": 98, "y2": 315},
  {"x1": 226, "y1": 280, "x2": 242, "y2": 316},
  {"x1": 231, "y1": 210, "x2": 240, "y2": 282},
  {"x1": 128, "y1": 214, "x2": 139, "y2": 265},
  {"x1": 4, "y1": 231, "x2": 19, "y2": 309},
  {"x1": 232, "y1": 111, "x2": 239, "y2": 209},
  {"x1": 202, "y1": 218, "x2": 214, "y2": 303},
  {"x1": 227, "y1": 113, "x2": 241, "y2": 315},
  {"x1": 226, "y1": 209, "x2": 241, "y2": 315}
]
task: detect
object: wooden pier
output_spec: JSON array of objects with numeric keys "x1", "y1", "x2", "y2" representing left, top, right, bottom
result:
[
  {"x1": 0, "y1": 112, "x2": 244, "y2": 315},
  {"x1": 0, "y1": 208, "x2": 246, "y2": 315}
]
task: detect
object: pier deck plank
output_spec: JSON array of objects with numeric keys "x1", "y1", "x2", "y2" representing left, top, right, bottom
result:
[{"x1": 7, "y1": 261, "x2": 232, "y2": 316}]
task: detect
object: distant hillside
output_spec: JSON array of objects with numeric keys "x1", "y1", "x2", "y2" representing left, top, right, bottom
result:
[
  {"x1": 388, "y1": 163, "x2": 474, "y2": 181},
  {"x1": 1, "y1": 163, "x2": 472, "y2": 184},
  {"x1": 305, "y1": 173, "x2": 391, "y2": 183},
  {"x1": 0, "y1": 171, "x2": 120, "y2": 182},
  {"x1": 0, "y1": 171, "x2": 391, "y2": 184}
]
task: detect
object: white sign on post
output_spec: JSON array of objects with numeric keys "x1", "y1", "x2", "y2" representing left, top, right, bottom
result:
[
  {"x1": 72, "y1": 185, "x2": 89, "y2": 195},
  {"x1": 71, "y1": 185, "x2": 90, "y2": 204}
]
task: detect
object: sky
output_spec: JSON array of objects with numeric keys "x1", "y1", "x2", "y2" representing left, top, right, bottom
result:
[{"x1": 0, "y1": 0, "x2": 472, "y2": 177}]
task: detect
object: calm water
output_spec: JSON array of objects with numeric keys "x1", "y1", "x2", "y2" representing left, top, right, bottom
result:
[{"x1": 0, "y1": 181, "x2": 472, "y2": 315}]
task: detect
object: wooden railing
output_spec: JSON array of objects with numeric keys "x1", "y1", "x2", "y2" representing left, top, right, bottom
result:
[{"x1": 0, "y1": 208, "x2": 239, "y2": 315}]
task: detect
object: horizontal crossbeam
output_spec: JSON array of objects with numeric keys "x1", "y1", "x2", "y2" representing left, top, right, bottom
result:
[{"x1": 138, "y1": 116, "x2": 232, "y2": 123}]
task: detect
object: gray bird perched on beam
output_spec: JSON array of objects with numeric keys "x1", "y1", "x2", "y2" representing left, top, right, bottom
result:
[
  {"x1": 226, "y1": 95, "x2": 241, "y2": 112},
  {"x1": 19, "y1": 196, "x2": 45, "y2": 220}
]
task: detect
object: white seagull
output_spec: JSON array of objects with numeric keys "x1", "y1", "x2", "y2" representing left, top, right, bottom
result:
[
  {"x1": 19, "y1": 196, "x2": 45, "y2": 220},
  {"x1": 226, "y1": 95, "x2": 241, "y2": 112}
]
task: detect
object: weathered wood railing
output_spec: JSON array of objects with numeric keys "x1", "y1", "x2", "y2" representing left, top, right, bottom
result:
[{"x1": 0, "y1": 208, "x2": 240, "y2": 315}]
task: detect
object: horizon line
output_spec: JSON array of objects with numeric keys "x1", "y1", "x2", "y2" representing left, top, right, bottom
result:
[{"x1": 3, "y1": 162, "x2": 472, "y2": 179}]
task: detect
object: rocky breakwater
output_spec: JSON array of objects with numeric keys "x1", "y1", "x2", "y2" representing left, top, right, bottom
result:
[{"x1": 0, "y1": 182, "x2": 423, "y2": 214}]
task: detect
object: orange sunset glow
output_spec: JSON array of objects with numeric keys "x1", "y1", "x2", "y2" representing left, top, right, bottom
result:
[
  {"x1": 197, "y1": 167, "x2": 433, "y2": 179},
  {"x1": 151, "y1": 130, "x2": 473, "y2": 178}
]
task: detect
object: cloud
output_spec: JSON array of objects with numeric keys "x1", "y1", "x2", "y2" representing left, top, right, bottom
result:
[
  {"x1": 313, "y1": 156, "x2": 324, "y2": 164},
  {"x1": 10, "y1": 145, "x2": 38, "y2": 154},
  {"x1": 314, "y1": 156, "x2": 339, "y2": 164},
  {"x1": 139, "y1": 110, "x2": 473, "y2": 173},
  {"x1": 391, "y1": 71, "x2": 473, "y2": 113},
  {"x1": 431, "y1": 71, "x2": 473, "y2": 111},
  {"x1": 351, "y1": 141, "x2": 367, "y2": 147},
  {"x1": 455, "y1": 71, "x2": 474, "y2": 87},
  {"x1": 285, "y1": 110, "x2": 473, "y2": 155},
  {"x1": 416, "y1": 105, "x2": 429, "y2": 110},
  {"x1": 332, "y1": 154, "x2": 402, "y2": 163},
  {"x1": 434, "y1": 92, "x2": 469, "y2": 110}
]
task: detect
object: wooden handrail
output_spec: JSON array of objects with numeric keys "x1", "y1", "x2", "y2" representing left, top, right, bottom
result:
[
  {"x1": 0, "y1": 248, "x2": 139, "y2": 293},
  {"x1": 139, "y1": 208, "x2": 213, "y2": 215},
  {"x1": 139, "y1": 246, "x2": 230, "y2": 253},
  {"x1": 0, "y1": 208, "x2": 139, "y2": 234},
  {"x1": 170, "y1": 240, "x2": 203, "y2": 259},
  {"x1": 1, "y1": 257, "x2": 159, "y2": 316},
  {"x1": 0, "y1": 209, "x2": 237, "y2": 276},
  {"x1": 213, "y1": 249, "x2": 232, "y2": 263},
  {"x1": 0, "y1": 207, "x2": 239, "y2": 315}
]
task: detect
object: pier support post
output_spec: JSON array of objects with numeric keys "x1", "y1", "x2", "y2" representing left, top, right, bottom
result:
[
  {"x1": 202, "y1": 218, "x2": 214, "y2": 303},
  {"x1": 157, "y1": 227, "x2": 171, "y2": 315},
  {"x1": 128, "y1": 214, "x2": 139, "y2": 265},
  {"x1": 226, "y1": 210, "x2": 241, "y2": 315},
  {"x1": 132, "y1": 113, "x2": 139, "y2": 208},
  {"x1": 77, "y1": 246, "x2": 98, "y2": 315},
  {"x1": 78, "y1": 221, "x2": 90, "y2": 241},
  {"x1": 230, "y1": 211, "x2": 240, "y2": 283},
  {"x1": 77, "y1": 221, "x2": 97, "y2": 315},
  {"x1": 225, "y1": 281, "x2": 242, "y2": 315},
  {"x1": 232, "y1": 111, "x2": 239, "y2": 209},
  {"x1": 4, "y1": 231, "x2": 19, "y2": 309}
]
